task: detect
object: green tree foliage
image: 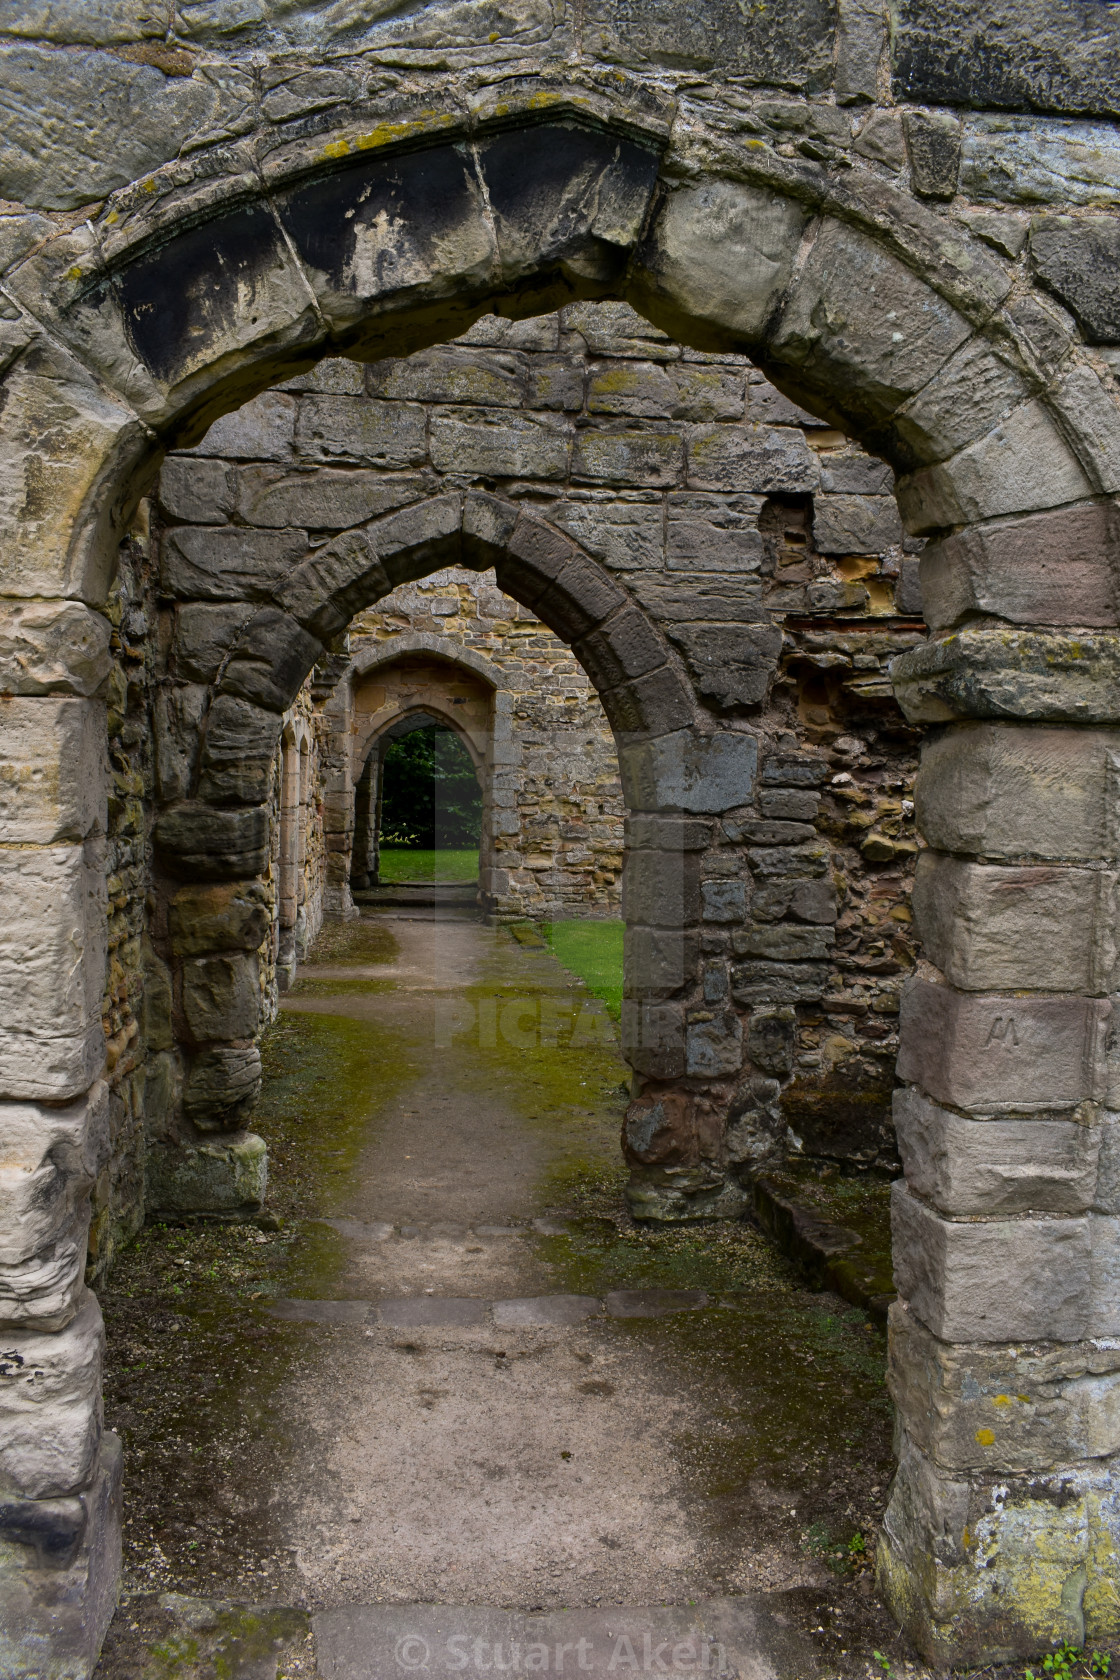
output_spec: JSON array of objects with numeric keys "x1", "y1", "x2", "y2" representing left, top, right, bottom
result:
[{"x1": 379, "y1": 723, "x2": 482, "y2": 849}]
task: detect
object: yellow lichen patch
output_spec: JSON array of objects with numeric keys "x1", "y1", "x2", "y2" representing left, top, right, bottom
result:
[
  {"x1": 975, "y1": 1427, "x2": 996, "y2": 1445},
  {"x1": 143, "y1": 178, "x2": 157, "y2": 192},
  {"x1": 323, "y1": 139, "x2": 351, "y2": 159},
  {"x1": 993, "y1": 1394, "x2": 1013, "y2": 1407}
]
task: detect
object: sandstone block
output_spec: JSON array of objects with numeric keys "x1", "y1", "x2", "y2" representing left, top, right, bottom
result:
[
  {"x1": 897, "y1": 972, "x2": 1105, "y2": 1113},
  {"x1": 295, "y1": 396, "x2": 426, "y2": 469},
  {"x1": 220, "y1": 609, "x2": 323, "y2": 713},
  {"x1": 701, "y1": 881, "x2": 747, "y2": 923},
  {"x1": 894, "y1": 1087, "x2": 1098, "y2": 1216},
  {"x1": 0, "y1": 697, "x2": 105, "y2": 846},
  {"x1": 632, "y1": 179, "x2": 807, "y2": 348},
  {"x1": 153, "y1": 684, "x2": 205, "y2": 804},
  {"x1": 666, "y1": 494, "x2": 764, "y2": 573},
  {"x1": 1096, "y1": 1112, "x2": 1120, "y2": 1213},
  {"x1": 583, "y1": 0, "x2": 834, "y2": 83},
  {"x1": 818, "y1": 449, "x2": 894, "y2": 494},
  {"x1": 277, "y1": 530, "x2": 388, "y2": 635},
  {"x1": 0, "y1": 1432, "x2": 122, "y2": 1680},
  {"x1": 891, "y1": 1180, "x2": 1090, "y2": 1342},
  {"x1": 235, "y1": 466, "x2": 423, "y2": 531},
  {"x1": 896, "y1": 402, "x2": 1091, "y2": 533},
  {"x1": 157, "y1": 456, "x2": 233, "y2": 525},
  {"x1": 911, "y1": 850, "x2": 1117, "y2": 993},
  {"x1": 572, "y1": 428, "x2": 682, "y2": 487},
  {"x1": 0, "y1": 1292, "x2": 103, "y2": 1499},
  {"x1": 686, "y1": 424, "x2": 818, "y2": 494},
  {"x1": 750, "y1": 878, "x2": 836, "y2": 923},
  {"x1": 746, "y1": 841, "x2": 830, "y2": 876},
  {"x1": 0, "y1": 843, "x2": 106, "y2": 1103},
  {"x1": 624, "y1": 927, "x2": 697, "y2": 997},
  {"x1": 0, "y1": 1207, "x2": 90, "y2": 1331},
  {"x1": 547, "y1": 497, "x2": 663, "y2": 572},
  {"x1": 892, "y1": 626, "x2": 1120, "y2": 725},
  {"x1": 622, "y1": 849, "x2": 700, "y2": 928},
  {"x1": 915, "y1": 722, "x2": 1120, "y2": 860},
  {"x1": 161, "y1": 526, "x2": 307, "y2": 603},
  {"x1": 904, "y1": 112, "x2": 962, "y2": 200},
  {"x1": 0, "y1": 601, "x2": 111, "y2": 698},
  {"x1": 731, "y1": 923, "x2": 835, "y2": 960},
  {"x1": 535, "y1": 557, "x2": 627, "y2": 644},
  {"x1": 813, "y1": 493, "x2": 902, "y2": 554},
  {"x1": 197, "y1": 697, "x2": 282, "y2": 806},
  {"x1": 168, "y1": 883, "x2": 270, "y2": 958},
  {"x1": 685, "y1": 1012, "x2": 743, "y2": 1078},
  {"x1": 596, "y1": 661, "x2": 696, "y2": 738},
  {"x1": 146, "y1": 1133, "x2": 267, "y2": 1216},
  {"x1": 587, "y1": 360, "x2": 677, "y2": 418},
  {"x1": 760, "y1": 753, "x2": 829, "y2": 786},
  {"x1": 747, "y1": 1009, "x2": 796, "y2": 1076},
  {"x1": 619, "y1": 731, "x2": 756, "y2": 814},
  {"x1": 671, "y1": 365, "x2": 746, "y2": 423},
  {"x1": 154, "y1": 803, "x2": 269, "y2": 881},
  {"x1": 367, "y1": 347, "x2": 525, "y2": 408},
  {"x1": 182, "y1": 953, "x2": 261, "y2": 1044},
  {"x1": 183, "y1": 1046, "x2": 262, "y2": 1130},
  {"x1": 574, "y1": 608, "x2": 665, "y2": 691},
  {"x1": 620, "y1": 1000, "x2": 685, "y2": 1079},
  {"x1": 431, "y1": 412, "x2": 568, "y2": 480},
  {"x1": 665, "y1": 623, "x2": 783, "y2": 711},
  {"x1": 730, "y1": 960, "x2": 828, "y2": 1004},
  {"x1": 1030, "y1": 216, "x2": 1120, "y2": 344},
  {"x1": 0, "y1": 1086, "x2": 108, "y2": 1268},
  {"x1": 960, "y1": 114, "x2": 1120, "y2": 208},
  {"x1": 1090, "y1": 1214, "x2": 1120, "y2": 1335},
  {"x1": 188, "y1": 392, "x2": 296, "y2": 462},
  {"x1": 173, "y1": 603, "x2": 253, "y2": 686},
  {"x1": 919, "y1": 503, "x2": 1120, "y2": 633},
  {"x1": 527, "y1": 357, "x2": 584, "y2": 412}
]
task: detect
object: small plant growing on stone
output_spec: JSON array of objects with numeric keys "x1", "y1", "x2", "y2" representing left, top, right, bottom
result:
[
  {"x1": 872, "y1": 1652, "x2": 893, "y2": 1676},
  {"x1": 1024, "y1": 1644, "x2": 1113, "y2": 1680}
]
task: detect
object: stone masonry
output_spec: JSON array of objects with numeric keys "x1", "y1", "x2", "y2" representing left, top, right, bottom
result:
[{"x1": 2, "y1": 0, "x2": 1120, "y2": 1668}]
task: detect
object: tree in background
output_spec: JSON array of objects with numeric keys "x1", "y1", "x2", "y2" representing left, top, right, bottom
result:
[{"x1": 379, "y1": 723, "x2": 482, "y2": 849}]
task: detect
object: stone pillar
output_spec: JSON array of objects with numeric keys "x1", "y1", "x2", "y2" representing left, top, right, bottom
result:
[{"x1": 878, "y1": 505, "x2": 1120, "y2": 1665}]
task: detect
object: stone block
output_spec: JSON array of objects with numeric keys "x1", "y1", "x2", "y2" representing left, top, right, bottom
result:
[
  {"x1": 671, "y1": 366, "x2": 746, "y2": 423},
  {"x1": 0, "y1": 1206, "x2": 89, "y2": 1331},
  {"x1": 146, "y1": 1132, "x2": 267, "y2": 1216},
  {"x1": 920, "y1": 503, "x2": 1120, "y2": 633},
  {"x1": 161, "y1": 526, "x2": 307, "y2": 603},
  {"x1": 631, "y1": 573, "x2": 766, "y2": 627},
  {"x1": 760, "y1": 753, "x2": 829, "y2": 787},
  {"x1": 624, "y1": 927, "x2": 697, "y2": 997},
  {"x1": 904, "y1": 113, "x2": 961, "y2": 200},
  {"x1": 0, "y1": 842, "x2": 106, "y2": 1104},
  {"x1": 665, "y1": 494, "x2": 764, "y2": 573},
  {"x1": 0, "y1": 1432, "x2": 121, "y2": 1680},
  {"x1": 632, "y1": 179, "x2": 808, "y2": 349},
  {"x1": 746, "y1": 841, "x2": 830, "y2": 876},
  {"x1": 1030, "y1": 215, "x2": 1120, "y2": 344},
  {"x1": 197, "y1": 696, "x2": 282, "y2": 806},
  {"x1": 158, "y1": 455, "x2": 233, "y2": 525},
  {"x1": 731, "y1": 923, "x2": 835, "y2": 960},
  {"x1": 665, "y1": 623, "x2": 783, "y2": 712},
  {"x1": 278, "y1": 529, "x2": 389, "y2": 634},
  {"x1": 168, "y1": 883, "x2": 271, "y2": 958},
  {"x1": 574, "y1": 607, "x2": 665, "y2": 691},
  {"x1": 572, "y1": 428, "x2": 682, "y2": 487},
  {"x1": 0, "y1": 602, "x2": 111, "y2": 699},
  {"x1": 747, "y1": 1008, "x2": 797, "y2": 1076},
  {"x1": 430, "y1": 412, "x2": 569, "y2": 480},
  {"x1": 173, "y1": 603, "x2": 253, "y2": 685},
  {"x1": 686, "y1": 424, "x2": 818, "y2": 494},
  {"x1": 894, "y1": 1087, "x2": 1098, "y2": 1217},
  {"x1": 897, "y1": 971, "x2": 1105, "y2": 1113},
  {"x1": 527, "y1": 357, "x2": 584, "y2": 412},
  {"x1": 1097, "y1": 1112, "x2": 1120, "y2": 1213},
  {"x1": 911, "y1": 850, "x2": 1117, "y2": 993},
  {"x1": 891, "y1": 625, "x2": 1120, "y2": 726},
  {"x1": 625, "y1": 816, "x2": 712, "y2": 852},
  {"x1": 686, "y1": 1012, "x2": 743, "y2": 1078},
  {"x1": 582, "y1": 0, "x2": 835, "y2": 83},
  {"x1": 854, "y1": 111, "x2": 907, "y2": 170},
  {"x1": 181, "y1": 953, "x2": 261, "y2": 1044},
  {"x1": 896, "y1": 402, "x2": 1091, "y2": 533},
  {"x1": 961, "y1": 114, "x2": 1120, "y2": 207},
  {"x1": 618, "y1": 730, "x2": 756, "y2": 813},
  {"x1": 772, "y1": 221, "x2": 971, "y2": 433},
  {"x1": 0, "y1": 697, "x2": 105, "y2": 846},
  {"x1": 587, "y1": 360, "x2": 678, "y2": 418},
  {"x1": 622, "y1": 849, "x2": 700, "y2": 929},
  {"x1": 701, "y1": 880, "x2": 747, "y2": 923},
  {"x1": 534, "y1": 557, "x2": 627, "y2": 644},
  {"x1": 1090, "y1": 1214, "x2": 1120, "y2": 1335},
  {"x1": 0, "y1": 1292, "x2": 103, "y2": 1499},
  {"x1": 295, "y1": 396, "x2": 427, "y2": 468},
  {"x1": 915, "y1": 722, "x2": 1120, "y2": 860},
  {"x1": 730, "y1": 961, "x2": 828, "y2": 1004},
  {"x1": 818, "y1": 449, "x2": 894, "y2": 494},
  {"x1": 188, "y1": 392, "x2": 297, "y2": 461},
  {"x1": 750, "y1": 878, "x2": 836, "y2": 923},
  {"x1": 887, "y1": 1299, "x2": 1120, "y2": 1475},
  {"x1": 758, "y1": 789, "x2": 821, "y2": 821},
  {"x1": 235, "y1": 466, "x2": 424, "y2": 531},
  {"x1": 183, "y1": 1046, "x2": 262, "y2": 1130},
  {"x1": 367, "y1": 347, "x2": 525, "y2": 408},
  {"x1": 219, "y1": 609, "x2": 323, "y2": 713},
  {"x1": 0, "y1": 1085, "x2": 108, "y2": 1268},
  {"x1": 812, "y1": 493, "x2": 902, "y2": 554},
  {"x1": 154, "y1": 803, "x2": 270, "y2": 882},
  {"x1": 547, "y1": 497, "x2": 663, "y2": 572},
  {"x1": 891, "y1": 1180, "x2": 1090, "y2": 1342},
  {"x1": 619, "y1": 1000, "x2": 685, "y2": 1079},
  {"x1": 153, "y1": 684, "x2": 205, "y2": 804}
]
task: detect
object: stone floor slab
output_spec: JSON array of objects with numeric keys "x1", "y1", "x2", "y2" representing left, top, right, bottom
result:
[
  {"x1": 492, "y1": 1294, "x2": 601, "y2": 1326},
  {"x1": 604, "y1": 1290, "x2": 709, "y2": 1318},
  {"x1": 376, "y1": 1297, "x2": 490, "y2": 1326}
]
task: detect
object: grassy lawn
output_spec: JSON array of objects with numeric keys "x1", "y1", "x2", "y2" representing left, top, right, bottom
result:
[
  {"x1": 377, "y1": 846, "x2": 479, "y2": 883},
  {"x1": 542, "y1": 918, "x2": 624, "y2": 1021}
]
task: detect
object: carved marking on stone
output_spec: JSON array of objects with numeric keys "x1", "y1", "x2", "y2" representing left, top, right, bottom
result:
[{"x1": 985, "y1": 1016, "x2": 1020, "y2": 1047}]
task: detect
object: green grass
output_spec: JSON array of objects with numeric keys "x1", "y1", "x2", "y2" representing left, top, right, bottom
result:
[
  {"x1": 377, "y1": 846, "x2": 479, "y2": 883},
  {"x1": 542, "y1": 918, "x2": 624, "y2": 1022}
]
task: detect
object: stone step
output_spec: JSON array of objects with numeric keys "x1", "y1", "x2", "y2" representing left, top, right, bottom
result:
[
  {"x1": 269, "y1": 1289, "x2": 710, "y2": 1327},
  {"x1": 313, "y1": 1596, "x2": 848, "y2": 1680},
  {"x1": 354, "y1": 882, "x2": 480, "y2": 909}
]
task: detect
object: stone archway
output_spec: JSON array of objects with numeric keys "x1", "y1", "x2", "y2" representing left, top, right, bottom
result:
[{"x1": 2, "y1": 69, "x2": 1120, "y2": 1672}]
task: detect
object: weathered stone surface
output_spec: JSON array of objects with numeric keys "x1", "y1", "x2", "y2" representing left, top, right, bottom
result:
[
  {"x1": 892, "y1": 1180, "x2": 1090, "y2": 1343},
  {"x1": 236, "y1": 467, "x2": 423, "y2": 531},
  {"x1": 168, "y1": 883, "x2": 270, "y2": 958},
  {"x1": 920, "y1": 503, "x2": 1120, "y2": 633},
  {"x1": 187, "y1": 393, "x2": 297, "y2": 463},
  {"x1": 220, "y1": 609, "x2": 323, "y2": 713},
  {"x1": 904, "y1": 112, "x2": 961, "y2": 200},
  {"x1": 548, "y1": 496, "x2": 663, "y2": 572},
  {"x1": 894, "y1": 1087, "x2": 1098, "y2": 1217},
  {"x1": 172, "y1": 603, "x2": 253, "y2": 686},
  {"x1": 623, "y1": 926, "x2": 696, "y2": 996},
  {"x1": 897, "y1": 970, "x2": 1105, "y2": 1113},
  {"x1": 183, "y1": 1045, "x2": 262, "y2": 1129},
  {"x1": 664, "y1": 495, "x2": 763, "y2": 574},
  {"x1": 197, "y1": 696, "x2": 283, "y2": 805},
  {"x1": 685, "y1": 1012, "x2": 743, "y2": 1078},
  {"x1": 916, "y1": 722, "x2": 1120, "y2": 860},
  {"x1": 573, "y1": 428, "x2": 681, "y2": 487},
  {"x1": 730, "y1": 960, "x2": 828, "y2": 1004},
  {"x1": 686, "y1": 425, "x2": 818, "y2": 495},
  {"x1": 0, "y1": 1291, "x2": 103, "y2": 1499},
  {"x1": 146, "y1": 1132, "x2": 266, "y2": 1215},
  {"x1": 893, "y1": 626, "x2": 1120, "y2": 725},
  {"x1": 161, "y1": 526, "x2": 307, "y2": 603},
  {"x1": 0, "y1": 698, "x2": 105, "y2": 846},
  {"x1": 750, "y1": 877, "x2": 835, "y2": 922},
  {"x1": 912, "y1": 851, "x2": 1118, "y2": 993},
  {"x1": 0, "y1": 1206, "x2": 90, "y2": 1330},
  {"x1": 619, "y1": 999, "x2": 685, "y2": 1079},
  {"x1": 158, "y1": 456, "x2": 234, "y2": 526},
  {"x1": 181, "y1": 953, "x2": 261, "y2": 1044},
  {"x1": 154, "y1": 683, "x2": 205, "y2": 804},
  {"x1": 700, "y1": 880, "x2": 747, "y2": 923},
  {"x1": 962, "y1": 115, "x2": 1120, "y2": 205},
  {"x1": 1029, "y1": 216, "x2": 1120, "y2": 343},
  {"x1": 891, "y1": 339, "x2": 1030, "y2": 473},
  {"x1": 0, "y1": 1085, "x2": 107, "y2": 1268},
  {"x1": 632, "y1": 180, "x2": 808, "y2": 351},
  {"x1": 618, "y1": 731, "x2": 756, "y2": 813},
  {"x1": 368, "y1": 347, "x2": 525, "y2": 409},
  {"x1": 1090, "y1": 1214, "x2": 1120, "y2": 1336},
  {"x1": 621, "y1": 849, "x2": 700, "y2": 928},
  {"x1": 0, "y1": 45, "x2": 251, "y2": 211},
  {"x1": 896, "y1": 402, "x2": 1091, "y2": 532},
  {"x1": 0, "y1": 602, "x2": 112, "y2": 698},
  {"x1": 732, "y1": 923, "x2": 835, "y2": 960},
  {"x1": 154, "y1": 803, "x2": 269, "y2": 881},
  {"x1": 584, "y1": 0, "x2": 835, "y2": 84},
  {"x1": 854, "y1": 110, "x2": 907, "y2": 170},
  {"x1": 666, "y1": 623, "x2": 783, "y2": 712},
  {"x1": 431, "y1": 411, "x2": 569, "y2": 481},
  {"x1": 297, "y1": 397, "x2": 427, "y2": 470},
  {"x1": 813, "y1": 493, "x2": 902, "y2": 553}
]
